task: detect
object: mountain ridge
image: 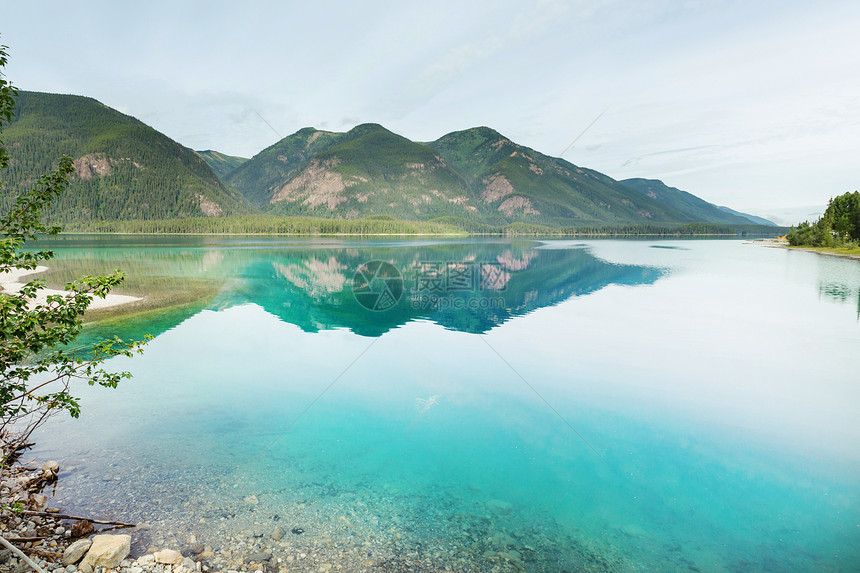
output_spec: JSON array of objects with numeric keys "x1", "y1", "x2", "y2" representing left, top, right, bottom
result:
[
  {"x1": 619, "y1": 178, "x2": 775, "y2": 226},
  {"x1": 226, "y1": 123, "x2": 701, "y2": 227},
  {"x1": 0, "y1": 91, "x2": 248, "y2": 222},
  {"x1": 1, "y1": 90, "x2": 776, "y2": 230}
]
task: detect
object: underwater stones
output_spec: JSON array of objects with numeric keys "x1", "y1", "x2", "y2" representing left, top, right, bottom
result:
[
  {"x1": 245, "y1": 551, "x2": 271, "y2": 563},
  {"x1": 270, "y1": 526, "x2": 285, "y2": 541},
  {"x1": 154, "y1": 549, "x2": 183, "y2": 564},
  {"x1": 62, "y1": 539, "x2": 92, "y2": 566},
  {"x1": 485, "y1": 499, "x2": 513, "y2": 515},
  {"x1": 243, "y1": 495, "x2": 259, "y2": 506},
  {"x1": 291, "y1": 527, "x2": 304, "y2": 535},
  {"x1": 489, "y1": 531, "x2": 516, "y2": 548},
  {"x1": 80, "y1": 534, "x2": 131, "y2": 570}
]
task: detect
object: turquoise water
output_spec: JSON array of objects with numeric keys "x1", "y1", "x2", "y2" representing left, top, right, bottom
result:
[{"x1": 27, "y1": 238, "x2": 860, "y2": 572}]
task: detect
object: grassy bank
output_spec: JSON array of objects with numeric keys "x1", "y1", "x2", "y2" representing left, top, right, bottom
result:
[{"x1": 787, "y1": 245, "x2": 860, "y2": 258}]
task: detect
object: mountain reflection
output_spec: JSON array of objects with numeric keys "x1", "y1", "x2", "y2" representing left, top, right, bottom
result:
[
  {"x1": 40, "y1": 237, "x2": 666, "y2": 341},
  {"x1": 213, "y1": 241, "x2": 665, "y2": 335}
]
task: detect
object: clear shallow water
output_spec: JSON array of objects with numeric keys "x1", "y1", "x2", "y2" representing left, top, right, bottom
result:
[{"x1": 26, "y1": 237, "x2": 860, "y2": 572}]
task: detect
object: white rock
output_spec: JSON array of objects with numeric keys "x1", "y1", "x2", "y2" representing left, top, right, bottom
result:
[
  {"x1": 138, "y1": 555, "x2": 155, "y2": 566},
  {"x1": 182, "y1": 557, "x2": 197, "y2": 571},
  {"x1": 154, "y1": 549, "x2": 183, "y2": 565},
  {"x1": 80, "y1": 534, "x2": 131, "y2": 570},
  {"x1": 62, "y1": 539, "x2": 93, "y2": 566},
  {"x1": 243, "y1": 495, "x2": 259, "y2": 506}
]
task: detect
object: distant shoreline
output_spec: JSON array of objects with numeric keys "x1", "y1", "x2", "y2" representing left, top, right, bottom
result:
[
  {"x1": 752, "y1": 239, "x2": 860, "y2": 261},
  {"x1": 54, "y1": 231, "x2": 777, "y2": 238}
]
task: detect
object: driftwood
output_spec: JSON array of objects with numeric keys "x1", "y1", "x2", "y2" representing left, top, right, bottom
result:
[
  {"x1": 19, "y1": 510, "x2": 135, "y2": 527},
  {"x1": 3, "y1": 536, "x2": 45, "y2": 542},
  {"x1": 23, "y1": 547, "x2": 62, "y2": 560},
  {"x1": 0, "y1": 536, "x2": 48, "y2": 573}
]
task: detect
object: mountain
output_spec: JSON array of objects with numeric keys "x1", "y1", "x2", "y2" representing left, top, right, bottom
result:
[
  {"x1": 226, "y1": 124, "x2": 478, "y2": 220},
  {"x1": 1, "y1": 92, "x2": 777, "y2": 231},
  {"x1": 227, "y1": 124, "x2": 695, "y2": 226},
  {"x1": 0, "y1": 91, "x2": 248, "y2": 222},
  {"x1": 618, "y1": 178, "x2": 754, "y2": 225},
  {"x1": 427, "y1": 127, "x2": 694, "y2": 226},
  {"x1": 714, "y1": 205, "x2": 777, "y2": 226},
  {"x1": 619, "y1": 178, "x2": 776, "y2": 226},
  {"x1": 195, "y1": 150, "x2": 248, "y2": 179}
]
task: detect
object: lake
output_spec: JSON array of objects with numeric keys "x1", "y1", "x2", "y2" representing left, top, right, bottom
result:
[{"x1": 27, "y1": 236, "x2": 860, "y2": 572}]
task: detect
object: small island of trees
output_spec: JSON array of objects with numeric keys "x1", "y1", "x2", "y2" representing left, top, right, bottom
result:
[{"x1": 787, "y1": 191, "x2": 860, "y2": 248}]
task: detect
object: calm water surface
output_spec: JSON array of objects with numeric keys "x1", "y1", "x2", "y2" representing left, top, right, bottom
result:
[{"x1": 27, "y1": 237, "x2": 860, "y2": 572}]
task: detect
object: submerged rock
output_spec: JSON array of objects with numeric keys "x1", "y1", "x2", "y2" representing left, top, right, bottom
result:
[
  {"x1": 70, "y1": 520, "x2": 94, "y2": 538},
  {"x1": 154, "y1": 549, "x2": 183, "y2": 565},
  {"x1": 245, "y1": 551, "x2": 271, "y2": 563},
  {"x1": 485, "y1": 499, "x2": 513, "y2": 515}
]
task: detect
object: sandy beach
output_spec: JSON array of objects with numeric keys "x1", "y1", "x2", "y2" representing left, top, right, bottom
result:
[{"x1": 0, "y1": 266, "x2": 143, "y2": 309}]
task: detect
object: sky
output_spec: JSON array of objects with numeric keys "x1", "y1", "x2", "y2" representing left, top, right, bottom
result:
[{"x1": 3, "y1": 0, "x2": 859, "y2": 224}]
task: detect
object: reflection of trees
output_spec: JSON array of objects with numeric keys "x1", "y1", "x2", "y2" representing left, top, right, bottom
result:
[{"x1": 819, "y1": 282, "x2": 860, "y2": 319}]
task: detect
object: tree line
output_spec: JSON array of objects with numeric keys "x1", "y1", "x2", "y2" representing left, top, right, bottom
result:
[{"x1": 787, "y1": 191, "x2": 860, "y2": 247}]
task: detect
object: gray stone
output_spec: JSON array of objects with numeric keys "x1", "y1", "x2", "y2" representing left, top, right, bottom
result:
[
  {"x1": 182, "y1": 557, "x2": 196, "y2": 571},
  {"x1": 64, "y1": 566, "x2": 76, "y2": 573},
  {"x1": 242, "y1": 495, "x2": 259, "y2": 506},
  {"x1": 245, "y1": 552, "x2": 271, "y2": 563},
  {"x1": 270, "y1": 527, "x2": 285, "y2": 541},
  {"x1": 77, "y1": 563, "x2": 92, "y2": 573},
  {"x1": 63, "y1": 539, "x2": 93, "y2": 566},
  {"x1": 80, "y1": 534, "x2": 131, "y2": 570}
]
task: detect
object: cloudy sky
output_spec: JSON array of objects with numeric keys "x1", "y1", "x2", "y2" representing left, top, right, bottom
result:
[{"x1": 4, "y1": 0, "x2": 859, "y2": 223}]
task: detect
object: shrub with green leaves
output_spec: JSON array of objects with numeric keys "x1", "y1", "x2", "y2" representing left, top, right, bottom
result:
[{"x1": 0, "y1": 40, "x2": 147, "y2": 463}]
